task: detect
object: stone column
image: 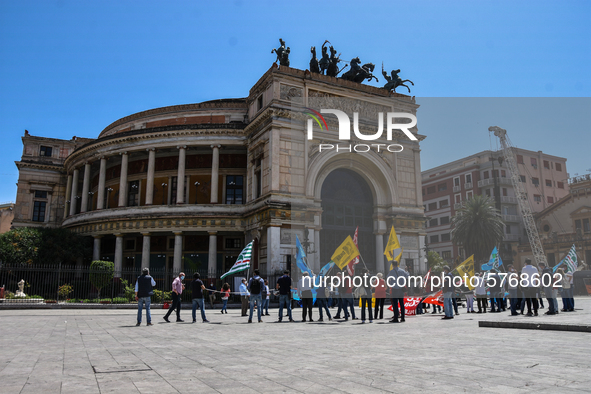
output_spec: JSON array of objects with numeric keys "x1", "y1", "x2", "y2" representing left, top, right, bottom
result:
[
  {"x1": 175, "y1": 146, "x2": 186, "y2": 204},
  {"x1": 141, "y1": 232, "x2": 151, "y2": 269},
  {"x1": 69, "y1": 168, "x2": 79, "y2": 216},
  {"x1": 93, "y1": 235, "x2": 102, "y2": 261},
  {"x1": 80, "y1": 162, "x2": 91, "y2": 212},
  {"x1": 210, "y1": 145, "x2": 220, "y2": 203},
  {"x1": 114, "y1": 234, "x2": 123, "y2": 278},
  {"x1": 64, "y1": 174, "x2": 72, "y2": 219},
  {"x1": 173, "y1": 232, "x2": 183, "y2": 274},
  {"x1": 267, "y1": 226, "x2": 282, "y2": 273},
  {"x1": 375, "y1": 232, "x2": 385, "y2": 274},
  {"x1": 208, "y1": 231, "x2": 217, "y2": 276},
  {"x1": 118, "y1": 152, "x2": 128, "y2": 207},
  {"x1": 96, "y1": 156, "x2": 107, "y2": 210},
  {"x1": 145, "y1": 149, "x2": 156, "y2": 205}
]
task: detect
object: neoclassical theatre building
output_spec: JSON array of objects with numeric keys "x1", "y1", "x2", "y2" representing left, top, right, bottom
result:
[{"x1": 13, "y1": 65, "x2": 427, "y2": 277}]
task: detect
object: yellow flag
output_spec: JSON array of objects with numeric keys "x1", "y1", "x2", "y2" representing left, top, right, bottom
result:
[
  {"x1": 331, "y1": 236, "x2": 361, "y2": 269},
  {"x1": 452, "y1": 255, "x2": 475, "y2": 289},
  {"x1": 389, "y1": 249, "x2": 404, "y2": 271},
  {"x1": 384, "y1": 225, "x2": 401, "y2": 260}
]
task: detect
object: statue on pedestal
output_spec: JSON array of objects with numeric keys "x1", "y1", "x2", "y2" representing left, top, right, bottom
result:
[
  {"x1": 340, "y1": 57, "x2": 378, "y2": 83},
  {"x1": 382, "y1": 65, "x2": 414, "y2": 93},
  {"x1": 15, "y1": 279, "x2": 26, "y2": 297},
  {"x1": 310, "y1": 46, "x2": 320, "y2": 74},
  {"x1": 271, "y1": 38, "x2": 290, "y2": 67}
]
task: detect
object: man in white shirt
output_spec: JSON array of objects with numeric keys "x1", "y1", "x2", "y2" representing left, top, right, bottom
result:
[
  {"x1": 521, "y1": 259, "x2": 539, "y2": 316},
  {"x1": 475, "y1": 272, "x2": 488, "y2": 313}
]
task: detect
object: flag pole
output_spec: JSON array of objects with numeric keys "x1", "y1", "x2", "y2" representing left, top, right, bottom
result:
[{"x1": 358, "y1": 253, "x2": 369, "y2": 271}]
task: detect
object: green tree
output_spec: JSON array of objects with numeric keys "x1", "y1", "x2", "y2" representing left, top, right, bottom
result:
[
  {"x1": 89, "y1": 260, "x2": 114, "y2": 299},
  {"x1": 427, "y1": 251, "x2": 445, "y2": 272},
  {"x1": 451, "y1": 195, "x2": 505, "y2": 263},
  {"x1": 0, "y1": 227, "x2": 41, "y2": 265}
]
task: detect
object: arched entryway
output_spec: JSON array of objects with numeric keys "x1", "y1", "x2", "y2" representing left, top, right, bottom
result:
[{"x1": 320, "y1": 168, "x2": 376, "y2": 272}]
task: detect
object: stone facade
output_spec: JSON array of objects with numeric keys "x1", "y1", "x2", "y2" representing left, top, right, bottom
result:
[{"x1": 11, "y1": 65, "x2": 427, "y2": 277}]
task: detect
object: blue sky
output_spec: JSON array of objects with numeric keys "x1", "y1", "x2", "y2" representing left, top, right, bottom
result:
[{"x1": 0, "y1": 0, "x2": 590, "y2": 202}]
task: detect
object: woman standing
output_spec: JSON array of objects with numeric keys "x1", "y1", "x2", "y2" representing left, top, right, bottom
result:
[
  {"x1": 373, "y1": 272, "x2": 386, "y2": 320},
  {"x1": 220, "y1": 283, "x2": 230, "y2": 314}
]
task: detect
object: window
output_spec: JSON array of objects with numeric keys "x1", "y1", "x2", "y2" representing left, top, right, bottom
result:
[
  {"x1": 225, "y1": 238, "x2": 242, "y2": 249},
  {"x1": 39, "y1": 146, "x2": 52, "y2": 157},
  {"x1": 544, "y1": 160, "x2": 550, "y2": 169},
  {"x1": 439, "y1": 200, "x2": 449, "y2": 208},
  {"x1": 441, "y1": 233, "x2": 451, "y2": 242},
  {"x1": 532, "y1": 177, "x2": 539, "y2": 186},
  {"x1": 427, "y1": 186, "x2": 436, "y2": 194},
  {"x1": 531, "y1": 158, "x2": 537, "y2": 167},
  {"x1": 168, "y1": 238, "x2": 175, "y2": 250},
  {"x1": 254, "y1": 157, "x2": 262, "y2": 199},
  {"x1": 584, "y1": 218, "x2": 590, "y2": 233},
  {"x1": 534, "y1": 194, "x2": 541, "y2": 202},
  {"x1": 34, "y1": 190, "x2": 48, "y2": 198},
  {"x1": 506, "y1": 225, "x2": 511, "y2": 234},
  {"x1": 32, "y1": 201, "x2": 46, "y2": 222},
  {"x1": 465, "y1": 174, "x2": 472, "y2": 184},
  {"x1": 557, "y1": 181, "x2": 564, "y2": 189},
  {"x1": 517, "y1": 155, "x2": 524, "y2": 164},
  {"x1": 128, "y1": 180, "x2": 139, "y2": 207},
  {"x1": 429, "y1": 218, "x2": 438, "y2": 227},
  {"x1": 545, "y1": 179, "x2": 552, "y2": 187},
  {"x1": 483, "y1": 171, "x2": 489, "y2": 179},
  {"x1": 485, "y1": 189, "x2": 491, "y2": 197},
  {"x1": 427, "y1": 202, "x2": 437, "y2": 211},
  {"x1": 438, "y1": 183, "x2": 447, "y2": 191},
  {"x1": 547, "y1": 253, "x2": 556, "y2": 265},
  {"x1": 429, "y1": 235, "x2": 439, "y2": 243},
  {"x1": 441, "y1": 251, "x2": 451, "y2": 259},
  {"x1": 547, "y1": 196, "x2": 554, "y2": 204},
  {"x1": 225, "y1": 175, "x2": 244, "y2": 204},
  {"x1": 453, "y1": 177, "x2": 460, "y2": 187},
  {"x1": 520, "y1": 175, "x2": 526, "y2": 183},
  {"x1": 502, "y1": 188, "x2": 508, "y2": 197},
  {"x1": 466, "y1": 191, "x2": 473, "y2": 199},
  {"x1": 257, "y1": 95, "x2": 263, "y2": 111},
  {"x1": 454, "y1": 194, "x2": 461, "y2": 204},
  {"x1": 555, "y1": 163, "x2": 562, "y2": 172},
  {"x1": 440, "y1": 216, "x2": 450, "y2": 225}
]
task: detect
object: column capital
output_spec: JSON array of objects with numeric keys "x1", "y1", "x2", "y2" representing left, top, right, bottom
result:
[
  {"x1": 210, "y1": 144, "x2": 221, "y2": 149},
  {"x1": 141, "y1": 232, "x2": 151, "y2": 237},
  {"x1": 173, "y1": 231, "x2": 183, "y2": 236},
  {"x1": 119, "y1": 151, "x2": 128, "y2": 156},
  {"x1": 208, "y1": 231, "x2": 218, "y2": 236},
  {"x1": 114, "y1": 233, "x2": 124, "y2": 238},
  {"x1": 93, "y1": 235, "x2": 103, "y2": 239},
  {"x1": 176, "y1": 145, "x2": 187, "y2": 150},
  {"x1": 146, "y1": 148, "x2": 156, "y2": 152}
]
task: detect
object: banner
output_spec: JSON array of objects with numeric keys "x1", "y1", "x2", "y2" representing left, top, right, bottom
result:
[
  {"x1": 387, "y1": 297, "x2": 424, "y2": 316},
  {"x1": 331, "y1": 235, "x2": 361, "y2": 269},
  {"x1": 384, "y1": 225, "x2": 401, "y2": 261},
  {"x1": 553, "y1": 244, "x2": 578, "y2": 273},
  {"x1": 453, "y1": 255, "x2": 475, "y2": 289},
  {"x1": 221, "y1": 241, "x2": 253, "y2": 279},
  {"x1": 422, "y1": 290, "x2": 444, "y2": 307}
]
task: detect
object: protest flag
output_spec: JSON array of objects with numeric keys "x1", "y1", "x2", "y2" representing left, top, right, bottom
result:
[
  {"x1": 221, "y1": 241, "x2": 253, "y2": 279},
  {"x1": 346, "y1": 226, "x2": 360, "y2": 276},
  {"x1": 384, "y1": 225, "x2": 401, "y2": 261},
  {"x1": 331, "y1": 235, "x2": 361, "y2": 270}
]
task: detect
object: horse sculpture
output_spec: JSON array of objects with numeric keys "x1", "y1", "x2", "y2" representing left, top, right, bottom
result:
[
  {"x1": 271, "y1": 38, "x2": 290, "y2": 67},
  {"x1": 341, "y1": 57, "x2": 378, "y2": 83},
  {"x1": 382, "y1": 66, "x2": 414, "y2": 93},
  {"x1": 310, "y1": 46, "x2": 320, "y2": 74}
]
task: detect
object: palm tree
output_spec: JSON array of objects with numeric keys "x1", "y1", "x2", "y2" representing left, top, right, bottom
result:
[{"x1": 451, "y1": 195, "x2": 505, "y2": 263}]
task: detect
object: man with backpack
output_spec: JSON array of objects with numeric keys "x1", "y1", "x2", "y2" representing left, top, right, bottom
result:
[
  {"x1": 135, "y1": 267, "x2": 156, "y2": 326},
  {"x1": 247, "y1": 269, "x2": 265, "y2": 323}
]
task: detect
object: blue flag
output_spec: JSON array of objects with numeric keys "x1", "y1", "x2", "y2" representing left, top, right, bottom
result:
[
  {"x1": 319, "y1": 262, "x2": 335, "y2": 278},
  {"x1": 481, "y1": 246, "x2": 503, "y2": 272},
  {"x1": 296, "y1": 235, "x2": 313, "y2": 276}
]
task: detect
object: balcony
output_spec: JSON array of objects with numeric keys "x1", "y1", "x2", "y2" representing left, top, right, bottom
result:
[
  {"x1": 453, "y1": 186, "x2": 461, "y2": 192},
  {"x1": 500, "y1": 196, "x2": 518, "y2": 204},
  {"x1": 464, "y1": 182, "x2": 473, "y2": 189},
  {"x1": 503, "y1": 234, "x2": 520, "y2": 242},
  {"x1": 477, "y1": 178, "x2": 513, "y2": 188},
  {"x1": 454, "y1": 203, "x2": 463, "y2": 210},
  {"x1": 502, "y1": 214, "x2": 520, "y2": 222}
]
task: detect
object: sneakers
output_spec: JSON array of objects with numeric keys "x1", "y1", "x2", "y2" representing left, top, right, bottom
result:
[
  {"x1": 328, "y1": 317, "x2": 333, "y2": 321},
  {"x1": 248, "y1": 319, "x2": 252, "y2": 323},
  {"x1": 176, "y1": 319, "x2": 184, "y2": 322},
  {"x1": 400, "y1": 318, "x2": 405, "y2": 322},
  {"x1": 317, "y1": 318, "x2": 324, "y2": 322},
  {"x1": 203, "y1": 319, "x2": 210, "y2": 323},
  {"x1": 163, "y1": 316, "x2": 170, "y2": 323},
  {"x1": 192, "y1": 320, "x2": 196, "y2": 323},
  {"x1": 361, "y1": 320, "x2": 365, "y2": 324},
  {"x1": 441, "y1": 316, "x2": 453, "y2": 320},
  {"x1": 147, "y1": 323, "x2": 153, "y2": 326},
  {"x1": 136, "y1": 322, "x2": 141, "y2": 326},
  {"x1": 368, "y1": 320, "x2": 373, "y2": 323}
]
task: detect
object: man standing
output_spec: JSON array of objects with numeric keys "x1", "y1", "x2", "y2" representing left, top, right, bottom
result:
[
  {"x1": 239, "y1": 278, "x2": 249, "y2": 316},
  {"x1": 298, "y1": 272, "x2": 314, "y2": 322},
  {"x1": 489, "y1": 271, "x2": 502, "y2": 313},
  {"x1": 135, "y1": 267, "x2": 156, "y2": 326},
  {"x1": 316, "y1": 276, "x2": 332, "y2": 322},
  {"x1": 388, "y1": 260, "x2": 409, "y2": 323},
  {"x1": 475, "y1": 272, "x2": 487, "y2": 313},
  {"x1": 276, "y1": 270, "x2": 293, "y2": 322},
  {"x1": 539, "y1": 263, "x2": 556, "y2": 315},
  {"x1": 507, "y1": 265, "x2": 520, "y2": 316},
  {"x1": 248, "y1": 269, "x2": 265, "y2": 323},
  {"x1": 163, "y1": 272, "x2": 185, "y2": 323},
  {"x1": 191, "y1": 273, "x2": 209, "y2": 323},
  {"x1": 521, "y1": 259, "x2": 539, "y2": 316},
  {"x1": 441, "y1": 265, "x2": 455, "y2": 320}
]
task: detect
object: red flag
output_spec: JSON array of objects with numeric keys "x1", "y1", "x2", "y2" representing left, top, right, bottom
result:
[
  {"x1": 422, "y1": 269, "x2": 431, "y2": 288},
  {"x1": 422, "y1": 290, "x2": 444, "y2": 307},
  {"x1": 346, "y1": 227, "x2": 359, "y2": 276}
]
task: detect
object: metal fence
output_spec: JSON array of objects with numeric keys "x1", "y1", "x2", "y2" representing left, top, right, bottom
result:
[{"x1": 0, "y1": 263, "x2": 281, "y2": 303}]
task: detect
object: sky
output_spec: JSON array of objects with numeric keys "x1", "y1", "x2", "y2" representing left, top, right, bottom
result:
[{"x1": 0, "y1": 0, "x2": 590, "y2": 203}]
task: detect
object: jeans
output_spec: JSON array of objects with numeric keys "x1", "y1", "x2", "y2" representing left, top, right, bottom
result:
[
  {"x1": 335, "y1": 297, "x2": 343, "y2": 317},
  {"x1": 343, "y1": 297, "x2": 356, "y2": 319},
  {"x1": 192, "y1": 298, "x2": 206, "y2": 321},
  {"x1": 241, "y1": 295, "x2": 249, "y2": 316},
  {"x1": 262, "y1": 298, "x2": 269, "y2": 314},
  {"x1": 443, "y1": 292, "x2": 454, "y2": 318},
  {"x1": 249, "y1": 294, "x2": 262, "y2": 321},
  {"x1": 509, "y1": 289, "x2": 519, "y2": 315},
  {"x1": 164, "y1": 292, "x2": 182, "y2": 320},
  {"x1": 374, "y1": 298, "x2": 385, "y2": 319},
  {"x1": 391, "y1": 298, "x2": 404, "y2": 320},
  {"x1": 221, "y1": 299, "x2": 228, "y2": 312},
  {"x1": 278, "y1": 294, "x2": 292, "y2": 321},
  {"x1": 465, "y1": 295, "x2": 474, "y2": 312},
  {"x1": 137, "y1": 297, "x2": 151, "y2": 324},
  {"x1": 317, "y1": 298, "x2": 331, "y2": 320},
  {"x1": 361, "y1": 298, "x2": 373, "y2": 321}
]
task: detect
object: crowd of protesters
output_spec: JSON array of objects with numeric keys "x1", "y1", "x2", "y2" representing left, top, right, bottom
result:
[{"x1": 134, "y1": 258, "x2": 577, "y2": 325}]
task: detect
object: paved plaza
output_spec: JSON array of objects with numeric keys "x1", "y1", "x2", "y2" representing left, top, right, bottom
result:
[{"x1": 0, "y1": 298, "x2": 590, "y2": 394}]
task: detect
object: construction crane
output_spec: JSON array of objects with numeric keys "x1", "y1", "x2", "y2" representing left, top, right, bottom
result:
[{"x1": 489, "y1": 126, "x2": 547, "y2": 266}]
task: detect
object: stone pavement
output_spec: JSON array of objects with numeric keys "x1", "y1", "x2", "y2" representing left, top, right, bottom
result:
[{"x1": 0, "y1": 297, "x2": 589, "y2": 394}]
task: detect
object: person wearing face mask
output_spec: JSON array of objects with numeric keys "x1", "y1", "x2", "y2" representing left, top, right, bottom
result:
[{"x1": 164, "y1": 272, "x2": 185, "y2": 323}]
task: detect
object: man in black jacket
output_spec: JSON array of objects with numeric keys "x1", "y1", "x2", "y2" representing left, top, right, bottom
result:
[{"x1": 135, "y1": 267, "x2": 156, "y2": 326}]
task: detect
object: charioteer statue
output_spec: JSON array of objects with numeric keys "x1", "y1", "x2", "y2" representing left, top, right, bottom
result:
[
  {"x1": 340, "y1": 57, "x2": 378, "y2": 83},
  {"x1": 382, "y1": 65, "x2": 414, "y2": 93}
]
